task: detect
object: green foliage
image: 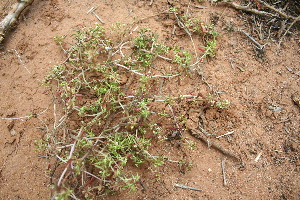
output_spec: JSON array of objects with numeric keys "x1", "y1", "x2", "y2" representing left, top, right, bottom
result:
[
  {"x1": 202, "y1": 39, "x2": 217, "y2": 58},
  {"x1": 173, "y1": 49, "x2": 193, "y2": 70},
  {"x1": 34, "y1": 137, "x2": 49, "y2": 151},
  {"x1": 41, "y1": 22, "x2": 228, "y2": 199},
  {"x1": 52, "y1": 186, "x2": 74, "y2": 200},
  {"x1": 172, "y1": 7, "x2": 219, "y2": 61},
  {"x1": 206, "y1": 94, "x2": 230, "y2": 109},
  {"x1": 181, "y1": 15, "x2": 204, "y2": 35},
  {"x1": 169, "y1": 6, "x2": 179, "y2": 13},
  {"x1": 131, "y1": 28, "x2": 169, "y2": 70}
]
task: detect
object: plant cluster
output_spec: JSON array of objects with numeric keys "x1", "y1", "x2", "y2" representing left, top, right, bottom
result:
[
  {"x1": 169, "y1": 7, "x2": 219, "y2": 62},
  {"x1": 41, "y1": 21, "x2": 228, "y2": 199}
]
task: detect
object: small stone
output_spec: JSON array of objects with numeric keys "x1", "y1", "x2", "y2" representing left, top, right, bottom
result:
[
  {"x1": 290, "y1": 141, "x2": 298, "y2": 152},
  {"x1": 7, "y1": 121, "x2": 15, "y2": 131},
  {"x1": 268, "y1": 106, "x2": 282, "y2": 112},
  {"x1": 10, "y1": 129, "x2": 16, "y2": 135}
]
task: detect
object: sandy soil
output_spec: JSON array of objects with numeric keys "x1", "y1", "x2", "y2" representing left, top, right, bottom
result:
[{"x1": 0, "y1": 0, "x2": 299, "y2": 199}]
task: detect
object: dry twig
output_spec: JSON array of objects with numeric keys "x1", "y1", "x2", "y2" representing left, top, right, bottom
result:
[
  {"x1": 87, "y1": 7, "x2": 105, "y2": 24},
  {"x1": 221, "y1": 159, "x2": 227, "y2": 186},
  {"x1": 175, "y1": 184, "x2": 202, "y2": 191},
  {"x1": 222, "y1": 0, "x2": 275, "y2": 17},
  {"x1": 254, "y1": 152, "x2": 263, "y2": 162},
  {"x1": 256, "y1": 0, "x2": 299, "y2": 21},
  {"x1": 221, "y1": 0, "x2": 299, "y2": 21},
  {"x1": 280, "y1": 15, "x2": 300, "y2": 39},
  {"x1": 57, "y1": 127, "x2": 84, "y2": 187},
  {"x1": 0, "y1": 0, "x2": 34, "y2": 43},
  {"x1": 239, "y1": 29, "x2": 264, "y2": 50},
  {"x1": 190, "y1": 128, "x2": 240, "y2": 161},
  {"x1": 216, "y1": 131, "x2": 235, "y2": 139}
]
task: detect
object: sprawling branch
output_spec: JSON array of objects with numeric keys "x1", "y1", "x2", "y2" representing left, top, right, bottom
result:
[
  {"x1": 255, "y1": 0, "x2": 297, "y2": 20},
  {"x1": 0, "y1": 0, "x2": 34, "y2": 43},
  {"x1": 221, "y1": 0, "x2": 299, "y2": 22}
]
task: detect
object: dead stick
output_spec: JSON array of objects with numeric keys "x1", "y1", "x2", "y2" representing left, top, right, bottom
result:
[
  {"x1": 256, "y1": 0, "x2": 298, "y2": 20},
  {"x1": 222, "y1": 0, "x2": 300, "y2": 22},
  {"x1": 239, "y1": 29, "x2": 264, "y2": 50},
  {"x1": 216, "y1": 131, "x2": 235, "y2": 139},
  {"x1": 0, "y1": 0, "x2": 34, "y2": 43},
  {"x1": 222, "y1": 0, "x2": 275, "y2": 17},
  {"x1": 175, "y1": 184, "x2": 202, "y2": 191},
  {"x1": 280, "y1": 15, "x2": 300, "y2": 39},
  {"x1": 87, "y1": 7, "x2": 105, "y2": 24},
  {"x1": 221, "y1": 159, "x2": 227, "y2": 186},
  {"x1": 190, "y1": 128, "x2": 240, "y2": 161}
]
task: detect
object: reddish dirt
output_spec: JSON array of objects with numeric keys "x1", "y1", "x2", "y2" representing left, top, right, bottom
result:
[{"x1": 0, "y1": 0, "x2": 299, "y2": 199}]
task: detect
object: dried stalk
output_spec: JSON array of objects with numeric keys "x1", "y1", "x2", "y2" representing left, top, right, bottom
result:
[{"x1": 0, "y1": 0, "x2": 34, "y2": 43}]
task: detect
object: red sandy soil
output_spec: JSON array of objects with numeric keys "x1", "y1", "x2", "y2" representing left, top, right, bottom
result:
[{"x1": 0, "y1": 0, "x2": 299, "y2": 199}]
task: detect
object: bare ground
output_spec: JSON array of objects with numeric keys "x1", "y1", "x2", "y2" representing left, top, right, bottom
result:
[{"x1": 0, "y1": 0, "x2": 299, "y2": 199}]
